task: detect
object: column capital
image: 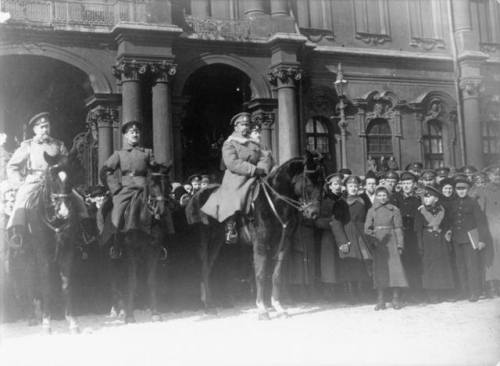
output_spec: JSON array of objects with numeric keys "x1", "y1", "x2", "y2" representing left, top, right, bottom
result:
[
  {"x1": 251, "y1": 111, "x2": 275, "y2": 129},
  {"x1": 267, "y1": 64, "x2": 302, "y2": 86},
  {"x1": 459, "y1": 77, "x2": 484, "y2": 98},
  {"x1": 112, "y1": 59, "x2": 150, "y2": 83},
  {"x1": 87, "y1": 105, "x2": 119, "y2": 131},
  {"x1": 149, "y1": 60, "x2": 177, "y2": 83}
]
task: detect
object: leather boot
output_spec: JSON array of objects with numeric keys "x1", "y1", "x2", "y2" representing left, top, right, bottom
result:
[
  {"x1": 374, "y1": 288, "x2": 386, "y2": 310},
  {"x1": 224, "y1": 217, "x2": 238, "y2": 244},
  {"x1": 392, "y1": 288, "x2": 402, "y2": 310}
]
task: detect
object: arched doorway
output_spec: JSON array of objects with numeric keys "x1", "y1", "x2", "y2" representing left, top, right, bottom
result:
[
  {"x1": 181, "y1": 64, "x2": 251, "y2": 179},
  {"x1": 0, "y1": 55, "x2": 94, "y2": 185}
]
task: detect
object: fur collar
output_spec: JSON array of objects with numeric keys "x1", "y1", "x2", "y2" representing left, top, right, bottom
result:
[{"x1": 226, "y1": 134, "x2": 251, "y2": 144}]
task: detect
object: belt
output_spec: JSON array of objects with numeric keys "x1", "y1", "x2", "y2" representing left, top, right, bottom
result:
[
  {"x1": 122, "y1": 171, "x2": 146, "y2": 177},
  {"x1": 374, "y1": 226, "x2": 392, "y2": 230}
]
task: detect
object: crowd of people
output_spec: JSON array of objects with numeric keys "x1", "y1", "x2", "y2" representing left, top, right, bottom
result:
[{"x1": 1, "y1": 110, "x2": 499, "y2": 318}]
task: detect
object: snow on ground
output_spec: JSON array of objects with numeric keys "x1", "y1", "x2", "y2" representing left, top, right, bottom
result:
[{"x1": 1, "y1": 298, "x2": 499, "y2": 366}]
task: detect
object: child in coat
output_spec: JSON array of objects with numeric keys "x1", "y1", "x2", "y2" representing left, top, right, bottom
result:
[{"x1": 364, "y1": 186, "x2": 408, "y2": 310}]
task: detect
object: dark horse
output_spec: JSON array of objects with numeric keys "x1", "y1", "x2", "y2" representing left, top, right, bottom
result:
[
  {"x1": 19, "y1": 152, "x2": 80, "y2": 332},
  {"x1": 100, "y1": 164, "x2": 171, "y2": 323},
  {"x1": 194, "y1": 152, "x2": 323, "y2": 319}
]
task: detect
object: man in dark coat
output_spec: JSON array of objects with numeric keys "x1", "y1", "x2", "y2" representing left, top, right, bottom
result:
[
  {"x1": 446, "y1": 177, "x2": 488, "y2": 301},
  {"x1": 390, "y1": 171, "x2": 422, "y2": 299},
  {"x1": 360, "y1": 171, "x2": 377, "y2": 211},
  {"x1": 102, "y1": 121, "x2": 159, "y2": 233}
]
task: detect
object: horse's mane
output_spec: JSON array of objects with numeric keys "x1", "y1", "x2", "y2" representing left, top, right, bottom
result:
[{"x1": 267, "y1": 157, "x2": 305, "y2": 186}]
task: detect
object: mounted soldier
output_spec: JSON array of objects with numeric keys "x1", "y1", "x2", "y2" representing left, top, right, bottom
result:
[
  {"x1": 101, "y1": 120, "x2": 159, "y2": 234},
  {"x1": 6, "y1": 112, "x2": 87, "y2": 246},
  {"x1": 201, "y1": 112, "x2": 273, "y2": 244}
]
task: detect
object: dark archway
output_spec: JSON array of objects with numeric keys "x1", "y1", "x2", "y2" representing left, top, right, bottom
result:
[
  {"x1": 181, "y1": 64, "x2": 251, "y2": 179},
  {"x1": 0, "y1": 55, "x2": 93, "y2": 150}
]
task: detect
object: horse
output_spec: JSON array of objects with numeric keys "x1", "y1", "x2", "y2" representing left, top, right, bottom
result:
[
  {"x1": 100, "y1": 164, "x2": 172, "y2": 324},
  {"x1": 18, "y1": 152, "x2": 81, "y2": 332},
  {"x1": 193, "y1": 152, "x2": 324, "y2": 319}
]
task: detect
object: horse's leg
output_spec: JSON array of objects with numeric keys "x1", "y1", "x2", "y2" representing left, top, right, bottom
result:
[
  {"x1": 124, "y1": 235, "x2": 137, "y2": 323},
  {"x1": 36, "y1": 244, "x2": 52, "y2": 333},
  {"x1": 202, "y1": 224, "x2": 225, "y2": 314},
  {"x1": 147, "y1": 238, "x2": 162, "y2": 322},
  {"x1": 252, "y1": 234, "x2": 270, "y2": 320},
  {"x1": 271, "y1": 226, "x2": 294, "y2": 318},
  {"x1": 59, "y1": 242, "x2": 79, "y2": 333}
]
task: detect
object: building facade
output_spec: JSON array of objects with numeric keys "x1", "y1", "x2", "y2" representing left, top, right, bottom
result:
[{"x1": 0, "y1": 0, "x2": 499, "y2": 184}]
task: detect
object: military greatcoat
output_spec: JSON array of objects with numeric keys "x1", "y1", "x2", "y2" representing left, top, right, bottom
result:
[
  {"x1": 6, "y1": 137, "x2": 68, "y2": 229},
  {"x1": 103, "y1": 141, "x2": 157, "y2": 233},
  {"x1": 201, "y1": 134, "x2": 272, "y2": 223},
  {"x1": 478, "y1": 183, "x2": 500, "y2": 281},
  {"x1": 364, "y1": 201, "x2": 408, "y2": 289}
]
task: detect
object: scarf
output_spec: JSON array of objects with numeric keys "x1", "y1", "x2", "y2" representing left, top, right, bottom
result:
[{"x1": 418, "y1": 204, "x2": 444, "y2": 232}]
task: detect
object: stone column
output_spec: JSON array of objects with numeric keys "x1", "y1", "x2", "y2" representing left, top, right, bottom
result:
[
  {"x1": 150, "y1": 61, "x2": 177, "y2": 167},
  {"x1": 172, "y1": 97, "x2": 189, "y2": 180},
  {"x1": 270, "y1": 0, "x2": 289, "y2": 16},
  {"x1": 87, "y1": 106, "x2": 118, "y2": 170},
  {"x1": 460, "y1": 77, "x2": 484, "y2": 168},
  {"x1": 248, "y1": 98, "x2": 278, "y2": 154},
  {"x1": 191, "y1": 0, "x2": 210, "y2": 17},
  {"x1": 112, "y1": 60, "x2": 145, "y2": 124},
  {"x1": 244, "y1": 0, "x2": 266, "y2": 16},
  {"x1": 268, "y1": 65, "x2": 302, "y2": 163}
]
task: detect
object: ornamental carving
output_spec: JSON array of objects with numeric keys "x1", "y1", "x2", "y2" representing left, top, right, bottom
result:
[
  {"x1": 184, "y1": 16, "x2": 252, "y2": 41},
  {"x1": 355, "y1": 32, "x2": 391, "y2": 45},
  {"x1": 267, "y1": 66, "x2": 302, "y2": 86},
  {"x1": 410, "y1": 37, "x2": 445, "y2": 51},
  {"x1": 480, "y1": 43, "x2": 499, "y2": 54},
  {"x1": 459, "y1": 77, "x2": 484, "y2": 97},
  {"x1": 426, "y1": 99, "x2": 444, "y2": 119},
  {"x1": 112, "y1": 60, "x2": 176, "y2": 82},
  {"x1": 87, "y1": 105, "x2": 119, "y2": 134},
  {"x1": 251, "y1": 111, "x2": 275, "y2": 128}
]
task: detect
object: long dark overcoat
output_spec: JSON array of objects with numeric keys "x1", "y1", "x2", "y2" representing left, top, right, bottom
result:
[
  {"x1": 364, "y1": 201, "x2": 408, "y2": 289},
  {"x1": 103, "y1": 142, "x2": 157, "y2": 233},
  {"x1": 415, "y1": 204, "x2": 454, "y2": 290},
  {"x1": 477, "y1": 183, "x2": 500, "y2": 281},
  {"x1": 315, "y1": 193, "x2": 348, "y2": 284}
]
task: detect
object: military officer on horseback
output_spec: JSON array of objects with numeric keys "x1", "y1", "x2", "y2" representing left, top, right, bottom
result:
[
  {"x1": 201, "y1": 112, "x2": 273, "y2": 244},
  {"x1": 101, "y1": 120, "x2": 158, "y2": 233},
  {"x1": 6, "y1": 112, "x2": 87, "y2": 246}
]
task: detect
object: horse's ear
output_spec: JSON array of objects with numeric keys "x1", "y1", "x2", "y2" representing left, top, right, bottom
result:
[{"x1": 43, "y1": 152, "x2": 61, "y2": 167}]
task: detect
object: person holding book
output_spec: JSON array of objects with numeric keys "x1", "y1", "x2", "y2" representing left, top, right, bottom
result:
[
  {"x1": 415, "y1": 185, "x2": 455, "y2": 303},
  {"x1": 446, "y1": 177, "x2": 487, "y2": 302},
  {"x1": 364, "y1": 186, "x2": 408, "y2": 310}
]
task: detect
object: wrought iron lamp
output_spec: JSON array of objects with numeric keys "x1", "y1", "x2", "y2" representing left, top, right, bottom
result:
[{"x1": 334, "y1": 63, "x2": 349, "y2": 169}]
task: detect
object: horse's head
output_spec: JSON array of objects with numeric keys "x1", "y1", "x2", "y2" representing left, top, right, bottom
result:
[
  {"x1": 270, "y1": 151, "x2": 324, "y2": 220},
  {"x1": 43, "y1": 152, "x2": 72, "y2": 221},
  {"x1": 148, "y1": 163, "x2": 172, "y2": 218}
]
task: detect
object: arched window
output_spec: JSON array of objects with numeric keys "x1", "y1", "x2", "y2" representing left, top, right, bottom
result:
[
  {"x1": 423, "y1": 120, "x2": 444, "y2": 169},
  {"x1": 482, "y1": 121, "x2": 500, "y2": 166},
  {"x1": 305, "y1": 117, "x2": 330, "y2": 154},
  {"x1": 366, "y1": 118, "x2": 392, "y2": 161}
]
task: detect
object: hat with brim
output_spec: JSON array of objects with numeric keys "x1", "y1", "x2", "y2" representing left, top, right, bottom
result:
[
  {"x1": 230, "y1": 112, "x2": 251, "y2": 127},
  {"x1": 28, "y1": 112, "x2": 50, "y2": 129},
  {"x1": 187, "y1": 174, "x2": 201, "y2": 184},
  {"x1": 421, "y1": 170, "x2": 437, "y2": 180},
  {"x1": 423, "y1": 185, "x2": 441, "y2": 198},
  {"x1": 375, "y1": 185, "x2": 389, "y2": 195},
  {"x1": 384, "y1": 170, "x2": 399, "y2": 181},
  {"x1": 326, "y1": 172, "x2": 343, "y2": 184},
  {"x1": 344, "y1": 175, "x2": 361, "y2": 185},
  {"x1": 121, "y1": 120, "x2": 143, "y2": 134},
  {"x1": 439, "y1": 178, "x2": 454, "y2": 188},
  {"x1": 400, "y1": 171, "x2": 417, "y2": 182},
  {"x1": 454, "y1": 178, "x2": 471, "y2": 188}
]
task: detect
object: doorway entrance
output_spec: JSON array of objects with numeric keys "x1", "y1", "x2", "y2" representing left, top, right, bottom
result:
[{"x1": 181, "y1": 64, "x2": 251, "y2": 180}]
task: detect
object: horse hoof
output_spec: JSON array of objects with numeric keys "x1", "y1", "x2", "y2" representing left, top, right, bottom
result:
[
  {"x1": 151, "y1": 314, "x2": 162, "y2": 322},
  {"x1": 204, "y1": 307, "x2": 218, "y2": 316},
  {"x1": 125, "y1": 316, "x2": 136, "y2": 324},
  {"x1": 276, "y1": 311, "x2": 290, "y2": 319},
  {"x1": 258, "y1": 312, "x2": 271, "y2": 321}
]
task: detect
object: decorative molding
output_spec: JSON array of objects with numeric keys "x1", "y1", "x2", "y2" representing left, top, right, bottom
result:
[
  {"x1": 87, "y1": 105, "x2": 119, "y2": 135},
  {"x1": 267, "y1": 65, "x2": 302, "y2": 86},
  {"x1": 112, "y1": 59, "x2": 149, "y2": 82},
  {"x1": 149, "y1": 60, "x2": 177, "y2": 83},
  {"x1": 480, "y1": 43, "x2": 500, "y2": 54},
  {"x1": 410, "y1": 37, "x2": 445, "y2": 51},
  {"x1": 355, "y1": 32, "x2": 391, "y2": 45},
  {"x1": 300, "y1": 28, "x2": 335, "y2": 43}
]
